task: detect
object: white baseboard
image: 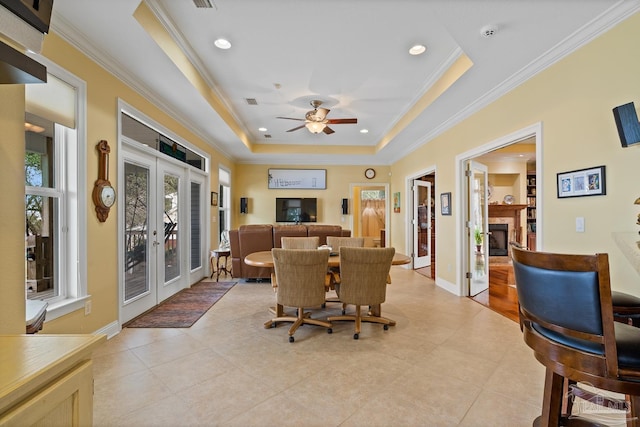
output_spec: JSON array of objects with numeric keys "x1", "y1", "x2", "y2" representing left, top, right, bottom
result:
[
  {"x1": 94, "y1": 320, "x2": 120, "y2": 339},
  {"x1": 435, "y1": 277, "x2": 461, "y2": 296}
]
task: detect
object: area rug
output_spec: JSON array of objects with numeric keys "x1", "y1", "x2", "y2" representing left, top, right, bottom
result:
[{"x1": 125, "y1": 281, "x2": 236, "y2": 328}]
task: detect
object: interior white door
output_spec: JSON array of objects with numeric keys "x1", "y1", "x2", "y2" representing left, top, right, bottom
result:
[
  {"x1": 157, "y1": 161, "x2": 188, "y2": 302},
  {"x1": 467, "y1": 160, "x2": 489, "y2": 296},
  {"x1": 413, "y1": 180, "x2": 432, "y2": 268},
  {"x1": 121, "y1": 153, "x2": 157, "y2": 323}
]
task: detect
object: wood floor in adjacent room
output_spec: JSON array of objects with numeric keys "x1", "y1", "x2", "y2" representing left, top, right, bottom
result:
[{"x1": 471, "y1": 263, "x2": 519, "y2": 323}]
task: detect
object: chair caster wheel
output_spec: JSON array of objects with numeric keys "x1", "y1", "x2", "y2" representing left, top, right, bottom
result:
[
  {"x1": 384, "y1": 324, "x2": 389, "y2": 330},
  {"x1": 289, "y1": 336, "x2": 294, "y2": 343},
  {"x1": 353, "y1": 333, "x2": 359, "y2": 340},
  {"x1": 327, "y1": 328, "x2": 332, "y2": 334}
]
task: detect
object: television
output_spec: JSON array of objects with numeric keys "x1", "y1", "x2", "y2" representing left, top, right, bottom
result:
[{"x1": 276, "y1": 198, "x2": 317, "y2": 223}]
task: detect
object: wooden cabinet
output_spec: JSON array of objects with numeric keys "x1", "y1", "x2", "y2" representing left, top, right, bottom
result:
[
  {"x1": 0, "y1": 334, "x2": 105, "y2": 426},
  {"x1": 526, "y1": 172, "x2": 536, "y2": 250}
]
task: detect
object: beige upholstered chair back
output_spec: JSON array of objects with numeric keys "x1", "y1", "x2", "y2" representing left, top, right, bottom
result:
[
  {"x1": 338, "y1": 247, "x2": 395, "y2": 306},
  {"x1": 326, "y1": 236, "x2": 364, "y2": 250},
  {"x1": 281, "y1": 236, "x2": 319, "y2": 249},
  {"x1": 272, "y1": 249, "x2": 329, "y2": 308}
]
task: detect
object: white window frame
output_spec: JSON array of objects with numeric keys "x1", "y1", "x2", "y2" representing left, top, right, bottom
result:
[{"x1": 26, "y1": 56, "x2": 88, "y2": 320}]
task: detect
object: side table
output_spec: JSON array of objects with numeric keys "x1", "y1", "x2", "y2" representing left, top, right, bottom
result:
[{"x1": 210, "y1": 249, "x2": 231, "y2": 281}]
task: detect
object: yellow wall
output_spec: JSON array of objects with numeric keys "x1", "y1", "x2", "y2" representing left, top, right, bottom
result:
[
  {"x1": 233, "y1": 164, "x2": 391, "y2": 229},
  {"x1": 390, "y1": 12, "x2": 640, "y2": 294},
  {"x1": 0, "y1": 85, "x2": 27, "y2": 334}
]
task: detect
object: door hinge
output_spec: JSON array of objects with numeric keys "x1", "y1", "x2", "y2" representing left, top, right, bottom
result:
[
  {"x1": 465, "y1": 170, "x2": 472, "y2": 177},
  {"x1": 466, "y1": 272, "x2": 472, "y2": 279}
]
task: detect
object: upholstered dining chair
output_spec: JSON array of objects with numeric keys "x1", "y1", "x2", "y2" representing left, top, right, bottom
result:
[
  {"x1": 281, "y1": 236, "x2": 320, "y2": 249},
  {"x1": 268, "y1": 248, "x2": 332, "y2": 343},
  {"x1": 511, "y1": 246, "x2": 640, "y2": 426},
  {"x1": 328, "y1": 247, "x2": 395, "y2": 339},
  {"x1": 325, "y1": 236, "x2": 365, "y2": 307}
]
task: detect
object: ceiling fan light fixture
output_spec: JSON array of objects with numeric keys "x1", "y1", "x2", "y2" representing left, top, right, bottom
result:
[
  {"x1": 306, "y1": 122, "x2": 326, "y2": 134},
  {"x1": 214, "y1": 38, "x2": 231, "y2": 49},
  {"x1": 409, "y1": 44, "x2": 426, "y2": 55}
]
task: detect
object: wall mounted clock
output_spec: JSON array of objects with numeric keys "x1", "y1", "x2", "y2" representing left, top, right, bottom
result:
[
  {"x1": 92, "y1": 140, "x2": 116, "y2": 222},
  {"x1": 365, "y1": 168, "x2": 376, "y2": 179}
]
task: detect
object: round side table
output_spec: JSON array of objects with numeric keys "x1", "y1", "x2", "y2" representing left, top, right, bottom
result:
[{"x1": 210, "y1": 249, "x2": 231, "y2": 281}]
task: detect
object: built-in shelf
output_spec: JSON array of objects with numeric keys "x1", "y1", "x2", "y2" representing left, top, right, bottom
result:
[{"x1": 526, "y1": 172, "x2": 536, "y2": 250}]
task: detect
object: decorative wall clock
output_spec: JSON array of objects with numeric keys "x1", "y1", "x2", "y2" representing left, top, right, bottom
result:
[{"x1": 92, "y1": 140, "x2": 116, "y2": 222}]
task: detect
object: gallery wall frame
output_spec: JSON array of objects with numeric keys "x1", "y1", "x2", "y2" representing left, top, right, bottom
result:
[
  {"x1": 557, "y1": 165, "x2": 606, "y2": 198},
  {"x1": 268, "y1": 168, "x2": 327, "y2": 189},
  {"x1": 441, "y1": 192, "x2": 451, "y2": 215}
]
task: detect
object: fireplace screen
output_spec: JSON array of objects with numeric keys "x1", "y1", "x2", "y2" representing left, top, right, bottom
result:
[{"x1": 488, "y1": 224, "x2": 508, "y2": 256}]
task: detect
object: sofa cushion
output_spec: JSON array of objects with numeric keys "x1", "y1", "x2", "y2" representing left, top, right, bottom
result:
[
  {"x1": 307, "y1": 224, "x2": 343, "y2": 246},
  {"x1": 273, "y1": 225, "x2": 308, "y2": 248}
]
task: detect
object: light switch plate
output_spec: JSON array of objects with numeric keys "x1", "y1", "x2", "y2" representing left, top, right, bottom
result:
[{"x1": 576, "y1": 217, "x2": 585, "y2": 232}]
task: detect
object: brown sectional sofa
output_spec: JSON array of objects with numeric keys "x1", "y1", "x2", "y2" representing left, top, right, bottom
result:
[{"x1": 229, "y1": 224, "x2": 350, "y2": 280}]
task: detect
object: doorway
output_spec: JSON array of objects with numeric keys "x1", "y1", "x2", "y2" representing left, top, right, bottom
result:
[
  {"x1": 457, "y1": 123, "x2": 542, "y2": 311},
  {"x1": 120, "y1": 145, "x2": 208, "y2": 324},
  {"x1": 350, "y1": 183, "x2": 389, "y2": 247}
]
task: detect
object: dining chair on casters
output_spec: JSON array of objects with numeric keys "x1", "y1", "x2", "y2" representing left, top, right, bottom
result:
[
  {"x1": 511, "y1": 246, "x2": 640, "y2": 427},
  {"x1": 325, "y1": 236, "x2": 365, "y2": 309},
  {"x1": 281, "y1": 236, "x2": 320, "y2": 249},
  {"x1": 268, "y1": 248, "x2": 332, "y2": 343},
  {"x1": 328, "y1": 247, "x2": 395, "y2": 339}
]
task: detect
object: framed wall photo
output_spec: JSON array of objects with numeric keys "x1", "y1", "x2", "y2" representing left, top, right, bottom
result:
[
  {"x1": 211, "y1": 191, "x2": 218, "y2": 206},
  {"x1": 557, "y1": 165, "x2": 606, "y2": 198},
  {"x1": 268, "y1": 169, "x2": 327, "y2": 189},
  {"x1": 393, "y1": 192, "x2": 400, "y2": 213},
  {"x1": 440, "y1": 192, "x2": 451, "y2": 215}
]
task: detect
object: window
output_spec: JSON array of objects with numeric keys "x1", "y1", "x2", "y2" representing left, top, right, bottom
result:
[
  {"x1": 219, "y1": 167, "x2": 231, "y2": 241},
  {"x1": 24, "y1": 64, "x2": 87, "y2": 320}
]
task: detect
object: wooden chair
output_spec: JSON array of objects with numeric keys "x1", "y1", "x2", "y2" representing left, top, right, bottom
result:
[
  {"x1": 328, "y1": 247, "x2": 395, "y2": 339},
  {"x1": 281, "y1": 236, "x2": 319, "y2": 249},
  {"x1": 268, "y1": 248, "x2": 332, "y2": 343},
  {"x1": 511, "y1": 246, "x2": 640, "y2": 426}
]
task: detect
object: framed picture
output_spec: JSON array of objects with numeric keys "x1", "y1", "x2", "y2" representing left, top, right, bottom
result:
[
  {"x1": 557, "y1": 165, "x2": 606, "y2": 198},
  {"x1": 393, "y1": 192, "x2": 401, "y2": 213},
  {"x1": 440, "y1": 192, "x2": 451, "y2": 215},
  {"x1": 211, "y1": 192, "x2": 218, "y2": 206},
  {"x1": 268, "y1": 168, "x2": 327, "y2": 189}
]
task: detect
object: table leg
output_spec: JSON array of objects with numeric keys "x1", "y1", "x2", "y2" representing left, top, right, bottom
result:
[{"x1": 216, "y1": 255, "x2": 222, "y2": 282}]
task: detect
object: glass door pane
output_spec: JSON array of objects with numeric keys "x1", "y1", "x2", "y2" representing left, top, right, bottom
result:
[
  {"x1": 163, "y1": 172, "x2": 180, "y2": 282},
  {"x1": 124, "y1": 162, "x2": 150, "y2": 301}
]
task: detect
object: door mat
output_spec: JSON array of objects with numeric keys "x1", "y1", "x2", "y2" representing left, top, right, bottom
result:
[{"x1": 124, "y1": 281, "x2": 236, "y2": 328}]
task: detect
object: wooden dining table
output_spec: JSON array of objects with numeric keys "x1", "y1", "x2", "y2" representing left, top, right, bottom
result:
[{"x1": 244, "y1": 249, "x2": 411, "y2": 328}]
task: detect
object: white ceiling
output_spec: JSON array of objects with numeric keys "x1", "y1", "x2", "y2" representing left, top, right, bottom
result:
[{"x1": 50, "y1": 0, "x2": 639, "y2": 165}]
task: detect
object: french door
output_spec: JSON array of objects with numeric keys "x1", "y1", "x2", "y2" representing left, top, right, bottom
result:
[
  {"x1": 121, "y1": 149, "x2": 190, "y2": 323},
  {"x1": 413, "y1": 180, "x2": 432, "y2": 268},
  {"x1": 467, "y1": 160, "x2": 489, "y2": 296}
]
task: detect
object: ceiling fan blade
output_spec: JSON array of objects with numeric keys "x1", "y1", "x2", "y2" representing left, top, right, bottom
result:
[
  {"x1": 326, "y1": 118, "x2": 357, "y2": 124},
  {"x1": 286, "y1": 124, "x2": 306, "y2": 132},
  {"x1": 277, "y1": 116, "x2": 305, "y2": 121},
  {"x1": 323, "y1": 126, "x2": 335, "y2": 135}
]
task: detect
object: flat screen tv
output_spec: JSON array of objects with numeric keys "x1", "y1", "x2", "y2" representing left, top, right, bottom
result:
[{"x1": 276, "y1": 198, "x2": 317, "y2": 223}]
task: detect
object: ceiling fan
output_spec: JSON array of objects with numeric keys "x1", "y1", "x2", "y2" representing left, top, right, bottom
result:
[{"x1": 277, "y1": 100, "x2": 357, "y2": 134}]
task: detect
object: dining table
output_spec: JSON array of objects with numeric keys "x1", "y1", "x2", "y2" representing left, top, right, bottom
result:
[{"x1": 244, "y1": 249, "x2": 411, "y2": 328}]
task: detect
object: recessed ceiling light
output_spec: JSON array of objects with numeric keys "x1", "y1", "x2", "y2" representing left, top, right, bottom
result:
[
  {"x1": 214, "y1": 38, "x2": 231, "y2": 49},
  {"x1": 258, "y1": 127, "x2": 267, "y2": 132},
  {"x1": 360, "y1": 129, "x2": 369, "y2": 134},
  {"x1": 409, "y1": 44, "x2": 426, "y2": 56}
]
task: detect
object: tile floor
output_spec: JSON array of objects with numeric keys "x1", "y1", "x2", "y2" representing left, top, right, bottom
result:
[{"x1": 92, "y1": 267, "x2": 549, "y2": 426}]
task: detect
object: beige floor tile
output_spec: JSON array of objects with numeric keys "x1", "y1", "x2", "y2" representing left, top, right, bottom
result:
[{"x1": 92, "y1": 269, "x2": 546, "y2": 427}]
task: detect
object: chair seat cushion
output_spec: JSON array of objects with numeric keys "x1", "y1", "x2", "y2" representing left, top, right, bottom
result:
[
  {"x1": 611, "y1": 291, "x2": 640, "y2": 317},
  {"x1": 533, "y1": 322, "x2": 640, "y2": 369}
]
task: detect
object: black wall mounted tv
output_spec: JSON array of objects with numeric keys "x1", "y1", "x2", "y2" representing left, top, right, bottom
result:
[{"x1": 276, "y1": 198, "x2": 317, "y2": 223}]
